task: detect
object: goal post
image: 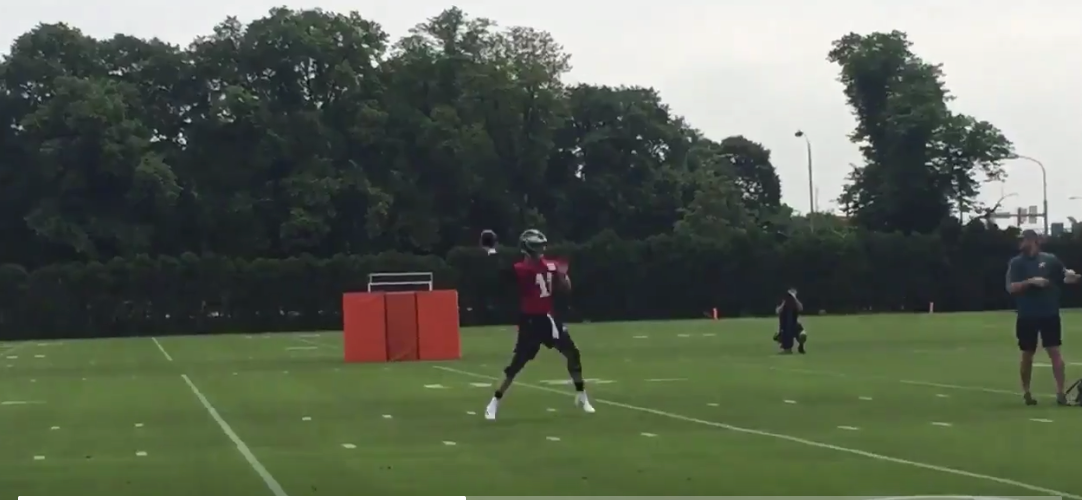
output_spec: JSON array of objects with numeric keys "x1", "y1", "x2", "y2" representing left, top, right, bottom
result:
[{"x1": 367, "y1": 272, "x2": 433, "y2": 293}]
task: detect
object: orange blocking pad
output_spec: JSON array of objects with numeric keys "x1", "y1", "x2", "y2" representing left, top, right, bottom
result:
[
  {"x1": 341, "y1": 290, "x2": 461, "y2": 363},
  {"x1": 342, "y1": 293, "x2": 387, "y2": 362},
  {"x1": 384, "y1": 292, "x2": 420, "y2": 361},
  {"x1": 416, "y1": 290, "x2": 461, "y2": 360}
]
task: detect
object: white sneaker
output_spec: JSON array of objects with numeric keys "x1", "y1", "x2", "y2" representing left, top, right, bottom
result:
[
  {"x1": 484, "y1": 397, "x2": 499, "y2": 420},
  {"x1": 575, "y1": 392, "x2": 596, "y2": 413}
]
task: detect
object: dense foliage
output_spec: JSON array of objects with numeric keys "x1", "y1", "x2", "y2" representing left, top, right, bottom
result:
[{"x1": 0, "y1": 8, "x2": 1070, "y2": 339}]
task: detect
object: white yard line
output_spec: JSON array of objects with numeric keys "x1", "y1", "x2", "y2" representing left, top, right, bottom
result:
[
  {"x1": 180, "y1": 374, "x2": 286, "y2": 496},
  {"x1": 0, "y1": 342, "x2": 32, "y2": 357},
  {"x1": 435, "y1": 365, "x2": 1081, "y2": 499},
  {"x1": 151, "y1": 337, "x2": 173, "y2": 362},
  {"x1": 754, "y1": 363, "x2": 1050, "y2": 398}
]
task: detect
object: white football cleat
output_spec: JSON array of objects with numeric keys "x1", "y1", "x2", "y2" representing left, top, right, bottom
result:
[
  {"x1": 575, "y1": 392, "x2": 596, "y2": 413},
  {"x1": 484, "y1": 397, "x2": 499, "y2": 420}
]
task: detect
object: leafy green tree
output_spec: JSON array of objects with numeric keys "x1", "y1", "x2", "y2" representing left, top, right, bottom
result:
[{"x1": 829, "y1": 31, "x2": 1013, "y2": 234}]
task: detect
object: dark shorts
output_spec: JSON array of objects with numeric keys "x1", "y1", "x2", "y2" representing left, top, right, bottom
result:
[
  {"x1": 1016, "y1": 315, "x2": 1062, "y2": 352},
  {"x1": 516, "y1": 313, "x2": 576, "y2": 357}
]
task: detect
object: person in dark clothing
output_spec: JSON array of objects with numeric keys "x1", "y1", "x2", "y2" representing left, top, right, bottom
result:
[{"x1": 775, "y1": 287, "x2": 807, "y2": 354}]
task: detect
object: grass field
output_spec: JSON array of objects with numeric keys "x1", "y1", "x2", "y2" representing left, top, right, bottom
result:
[{"x1": 2, "y1": 311, "x2": 1081, "y2": 498}]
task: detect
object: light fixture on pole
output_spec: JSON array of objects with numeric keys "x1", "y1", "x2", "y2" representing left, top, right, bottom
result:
[{"x1": 794, "y1": 130, "x2": 814, "y2": 215}]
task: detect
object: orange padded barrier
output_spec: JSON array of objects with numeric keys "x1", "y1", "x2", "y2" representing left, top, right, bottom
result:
[
  {"x1": 342, "y1": 293, "x2": 387, "y2": 362},
  {"x1": 416, "y1": 290, "x2": 461, "y2": 360},
  {"x1": 384, "y1": 292, "x2": 420, "y2": 361},
  {"x1": 342, "y1": 290, "x2": 461, "y2": 363}
]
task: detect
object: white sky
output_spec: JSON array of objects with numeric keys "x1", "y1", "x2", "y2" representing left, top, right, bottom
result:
[{"x1": 4, "y1": 0, "x2": 1081, "y2": 227}]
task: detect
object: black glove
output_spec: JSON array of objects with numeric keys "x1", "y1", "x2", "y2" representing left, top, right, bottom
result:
[{"x1": 480, "y1": 230, "x2": 498, "y2": 254}]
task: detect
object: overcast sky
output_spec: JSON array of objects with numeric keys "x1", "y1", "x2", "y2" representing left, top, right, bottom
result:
[{"x1": 4, "y1": 0, "x2": 1081, "y2": 227}]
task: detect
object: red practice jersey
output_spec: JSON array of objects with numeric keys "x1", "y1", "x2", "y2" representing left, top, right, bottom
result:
[{"x1": 513, "y1": 257, "x2": 562, "y2": 315}]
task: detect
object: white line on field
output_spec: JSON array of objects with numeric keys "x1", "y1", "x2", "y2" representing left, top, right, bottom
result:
[
  {"x1": 546, "y1": 436, "x2": 561, "y2": 441},
  {"x1": 755, "y1": 363, "x2": 1043, "y2": 398},
  {"x1": 382, "y1": 414, "x2": 393, "y2": 419},
  {"x1": 434, "y1": 365, "x2": 1082, "y2": 499},
  {"x1": 1030, "y1": 418, "x2": 1054, "y2": 423},
  {"x1": 136, "y1": 451, "x2": 147, "y2": 457},
  {"x1": 783, "y1": 400, "x2": 797, "y2": 404},
  {"x1": 285, "y1": 346, "x2": 317, "y2": 351},
  {"x1": 645, "y1": 378, "x2": 687, "y2": 382},
  {"x1": 633, "y1": 335, "x2": 649, "y2": 339},
  {"x1": 180, "y1": 374, "x2": 285, "y2": 496},
  {"x1": 640, "y1": 432, "x2": 657, "y2": 437},
  {"x1": 931, "y1": 422, "x2": 953, "y2": 427},
  {"x1": 859, "y1": 396, "x2": 873, "y2": 401},
  {"x1": 341, "y1": 443, "x2": 356, "y2": 449},
  {"x1": 33, "y1": 455, "x2": 44, "y2": 461},
  {"x1": 706, "y1": 403, "x2": 719, "y2": 407},
  {"x1": 837, "y1": 426, "x2": 861, "y2": 431},
  {"x1": 443, "y1": 441, "x2": 457, "y2": 446},
  {"x1": 151, "y1": 338, "x2": 173, "y2": 362}
]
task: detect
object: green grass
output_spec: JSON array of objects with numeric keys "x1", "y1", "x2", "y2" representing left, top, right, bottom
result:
[{"x1": 2, "y1": 311, "x2": 1082, "y2": 497}]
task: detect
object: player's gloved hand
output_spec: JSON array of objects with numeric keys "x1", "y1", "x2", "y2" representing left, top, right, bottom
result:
[{"x1": 480, "y1": 230, "x2": 498, "y2": 255}]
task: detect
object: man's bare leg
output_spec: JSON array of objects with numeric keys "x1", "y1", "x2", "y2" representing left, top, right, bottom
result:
[
  {"x1": 1047, "y1": 346, "x2": 1068, "y2": 404},
  {"x1": 1021, "y1": 350, "x2": 1036, "y2": 405}
]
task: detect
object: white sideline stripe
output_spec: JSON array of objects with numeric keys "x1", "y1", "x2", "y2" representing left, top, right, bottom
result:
[
  {"x1": 434, "y1": 365, "x2": 1082, "y2": 499},
  {"x1": 757, "y1": 363, "x2": 1049, "y2": 398},
  {"x1": 151, "y1": 338, "x2": 173, "y2": 362},
  {"x1": 180, "y1": 374, "x2": 286, "y2": 496}
]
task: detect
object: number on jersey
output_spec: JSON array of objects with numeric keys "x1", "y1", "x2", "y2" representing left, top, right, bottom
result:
[{"x1": 535, "y1": 272, "x2": 554, "y2": 298}]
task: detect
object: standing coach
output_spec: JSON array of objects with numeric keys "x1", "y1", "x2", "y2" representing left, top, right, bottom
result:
[{"x1": 1006, "y1": 229, "x2": 1080, "y2": 406}]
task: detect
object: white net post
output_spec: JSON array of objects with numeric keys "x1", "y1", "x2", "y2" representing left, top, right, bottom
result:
[{"x1": 367, "y1": 272, "x2": 434, "y2": 293}]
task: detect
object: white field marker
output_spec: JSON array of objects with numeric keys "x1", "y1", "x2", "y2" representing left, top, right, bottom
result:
[
  {"x1": 633, "y1": 335, "x2": 649, "y2": 339},
  {"x1": 30, "y1": 379, "x2": 36, "y2": 383},
  {"x1": 136, "y1": 451, "x2": 148, "y2": 457},
  {"x1": 931, "y1": 422, "x2": 953, "y2": 427},
  {"x1": 783, "y1": 400, "x2": 797, "y2": 404},
  {"x1": 676, "y1": 334, "x2": 691, "y2": 338},
  {"x1": 702, "y1": 333, "x2": 716, "y2": 337},
  {"x1": 302, "y1": 417, "x2": 312, "y2": 421},
  {"x1": 50, "y1": 426, "x2": 59, "y2": 430},
  {"x1": 232, "y1": 372, "x2": 238, "y2": 376},
  {"x1": 282, "y1": 371, "x2": 289, "y2": 374},
  {"x1": 640, "y1": 432, "x2": 657, "y2": 437},
  {"x1": 341, "y1": 443, "x2": 356, "y2": 449},
  {"x1": 382, "y1": 414, "x2": 393, "y2": 419},
  {"x1": 135, "y1": 423, "x2": 144, "y2": 428},
  {"x1": 151, "y1": 338, "x2": 173, "y2": 362},
  {"x1": 34, "y1": 354, "x2": 45, "y2": 358},
  {"x1": 837, "y1": 426, "x2": 860, "y2": 431},
  {"x1": 180, "y1": 374, "x2": 285, "y2": 496},
  {"x1": 442, "y1": 441, "x2": 457, "y2": 446},
  {"x1": 936, "y1": 394, "x2": 950, "y2": 398},
  {"x1": 546, "y1": 436, "x2": 561, "y2": 441},
  {"x1": 1030, "y1": 418, "x2": 1054, "y2": 423},
  {"x1": 468, "y1": 382, "x2": 492, "y2": 388},
  {"x1": 466, "y1": 411, "x2": 477, "y2": 416},
  {"x1": 546, "y1": 408, "x2": 557, "y2": 413},
  {"x1": 707, "y1": 403, "x2": 719, "y2": 407},
  {"x1": 33, "y1": 456, "x2": 44, "y2": 461},
  {"x1": 285, "y1": 346, "x2": 317, "y2": 351},
  {"x1": 6, "y1": 356, "x2": 17, "y2": 359},
  {"x1": 424, "y1": 384, "x2": 448, "y2": 389},
  {"x1": 1, "y1": 400, "x2": 45, "y2": 406},
  {"x1": 859, "y1": 396, "x2": 873, "y2": 401},
  {"x1": 645, "y1": 378, "x2": 687, "y2": 383}
]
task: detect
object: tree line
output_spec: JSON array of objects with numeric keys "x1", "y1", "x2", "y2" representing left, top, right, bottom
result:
[
  {"x1": 1, "y1": 226, "x2": 1080, "y2": 339},
  {"x1": 1, "y1": 6, "x2": 1056, "y2": 338}
]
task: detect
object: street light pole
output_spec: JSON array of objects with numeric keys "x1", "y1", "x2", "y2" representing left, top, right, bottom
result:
[
  {"x1": 794, "y1": 130, "x2": 814, "y2": 215},
  {"x1": 1009, "y1": 154, "x2": 1049, "y2": 235}
]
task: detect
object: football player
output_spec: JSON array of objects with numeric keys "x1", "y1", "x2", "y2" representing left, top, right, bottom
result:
[{"x1": 478, "y1": 229, "x2": 595, "y2": 420}]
